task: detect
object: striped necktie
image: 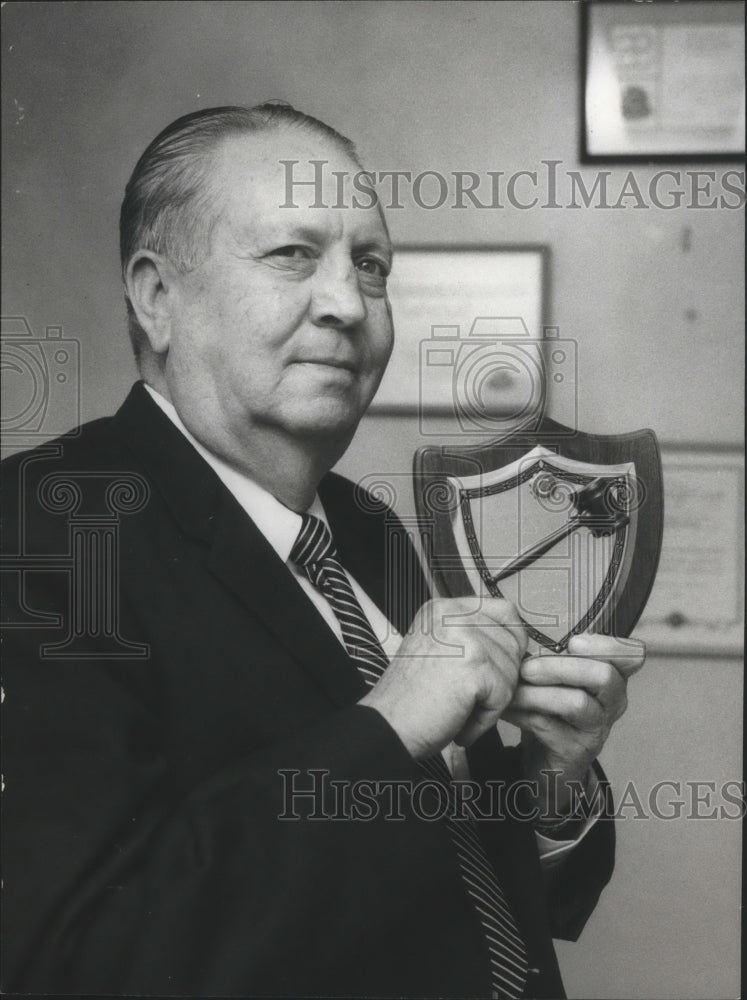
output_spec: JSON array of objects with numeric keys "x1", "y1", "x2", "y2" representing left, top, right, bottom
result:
[{"x1": 290, "y1": 513, "x2": 528, "y2": 1000}]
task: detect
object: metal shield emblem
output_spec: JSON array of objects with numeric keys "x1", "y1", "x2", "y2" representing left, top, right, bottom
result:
[{"x1": 414, "y1": 420, "x2": 663, "y2": 652}]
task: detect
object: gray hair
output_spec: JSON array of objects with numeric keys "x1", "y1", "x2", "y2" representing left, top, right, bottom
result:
[{"x1": 119, "y1": 103, "x2": 361, "y2": 362}]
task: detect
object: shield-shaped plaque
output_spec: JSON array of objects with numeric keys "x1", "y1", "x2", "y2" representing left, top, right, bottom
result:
[{"x1": 413, "y1": 418, "x2": 663, "y2": 652}]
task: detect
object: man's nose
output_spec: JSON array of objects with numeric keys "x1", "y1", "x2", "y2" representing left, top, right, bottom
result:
[{"x1": 309, "y1": 260, "x2": 367, "y2": 329}]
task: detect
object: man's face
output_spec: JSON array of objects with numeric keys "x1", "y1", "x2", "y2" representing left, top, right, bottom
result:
[{"x1": 162, "y1": 129, "x2": 394, "y2": 464}]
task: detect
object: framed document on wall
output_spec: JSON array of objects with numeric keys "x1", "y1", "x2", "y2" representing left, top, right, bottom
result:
[
  {"x1": 582, "y1": 0, "x2": 745, "y2": 160},
  {"x1": 371, "y1": 246, "x2": 548, "y2": 422},
  {"x1": 635, "y1": 448, "x2": 744, "y2": 656}
]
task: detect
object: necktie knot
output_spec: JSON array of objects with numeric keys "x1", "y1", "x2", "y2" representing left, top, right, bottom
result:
[{"x1": 290, "y1": 513, "x2": 336, "y2": 569}]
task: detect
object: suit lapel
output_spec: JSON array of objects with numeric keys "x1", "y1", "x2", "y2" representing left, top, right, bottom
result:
[
  {"x1": 207, "y1": 490, "x2": 368, "y2": 707},
  {"x1": 113, "y1": 383, "x2": 367, "y2": 708},
  {"x1": 113, "y1": 382, "x2": 223, "y2": 543}
]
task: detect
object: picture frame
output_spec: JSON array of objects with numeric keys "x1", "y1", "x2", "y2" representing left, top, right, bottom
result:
[
  {"x1": 635, "y1": 447, "x2": 744, "y2": 656},
  {"x1": 370, "y1": 245, "x2": 549, "y2": 416},
  {"x1": 581, "y1": 0, "x2": 745, "y2": 162}
]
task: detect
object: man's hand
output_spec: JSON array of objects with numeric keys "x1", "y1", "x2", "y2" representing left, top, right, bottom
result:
[
  {"x1": 360, "y1": 597, "x2": 527, "y2": 760},
  {"x1": 502, "y1": 633, "x2": 646, "y2": 815}
]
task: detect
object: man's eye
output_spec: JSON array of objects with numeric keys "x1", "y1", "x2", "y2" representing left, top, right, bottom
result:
[
  {"x1": 356, "y1": 257, "x2": 389, "y2": 279},
  {"x1": 270, "y1": 246, "x2": 313, "y2": 259}
]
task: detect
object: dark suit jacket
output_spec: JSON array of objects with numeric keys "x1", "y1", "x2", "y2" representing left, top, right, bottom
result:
[{"x1": 1, "y1": 383, "x2": 615, "y2": 997}]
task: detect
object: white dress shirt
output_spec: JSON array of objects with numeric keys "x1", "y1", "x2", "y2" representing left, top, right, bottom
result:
[{"x1": 144, "y1": 384, "x2": 600, "y2": 862}]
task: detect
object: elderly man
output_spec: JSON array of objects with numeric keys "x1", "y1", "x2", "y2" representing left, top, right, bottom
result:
[{"x1": 2, "y1": 104, "x2": 643, "y2": 998}]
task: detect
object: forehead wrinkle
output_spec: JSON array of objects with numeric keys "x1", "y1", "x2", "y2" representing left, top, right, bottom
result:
[
  {"x1": 209, "y1": 130, "x2": 391, "y2": 255},
  {"x1": 222, "y1": 213, "x2": 339, "y2": 249}
]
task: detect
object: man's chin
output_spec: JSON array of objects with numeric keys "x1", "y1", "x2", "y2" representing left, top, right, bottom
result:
[{"x1": 283, "y1": 399, "x2": 367, "y2": 440}]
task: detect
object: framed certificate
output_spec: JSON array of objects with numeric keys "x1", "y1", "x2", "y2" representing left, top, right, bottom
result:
[
  {"x1": 582, "y1": 0, "x2": 745, "y2": 161},
  {"x1": 371, "y1": 246, "x2": 548, "y2": 420},
  {"x1": 635, "y1": 448, "x2": 744, "y2": 655}
]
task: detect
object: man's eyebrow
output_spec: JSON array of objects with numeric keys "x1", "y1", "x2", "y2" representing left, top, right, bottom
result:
[
  {"x1": 353, "y1": 235, "x2": 394, "y2": 262},
  {"x1": 230, "y1": 221, "x2": 322, "y2": 246},
  {"x1": 261, "y1": 222, "x2": 326, "y2": 243}
]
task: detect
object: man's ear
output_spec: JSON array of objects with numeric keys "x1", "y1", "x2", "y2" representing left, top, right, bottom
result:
[{"x1": 125, "y1": 251, "x2": 180, "y2": 355}]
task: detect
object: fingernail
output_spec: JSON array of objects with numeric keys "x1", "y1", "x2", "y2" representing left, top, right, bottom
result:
[{"x1": 521, "y1": 657, "x2": 539, "y2": 678}]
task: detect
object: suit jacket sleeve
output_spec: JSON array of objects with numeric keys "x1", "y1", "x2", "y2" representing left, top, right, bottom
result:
[{"x1": 3, "y1": 611, "x2": 488, "y2": 996}]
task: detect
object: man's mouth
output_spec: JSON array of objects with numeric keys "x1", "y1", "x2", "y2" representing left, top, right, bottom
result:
[{"x1": 295, "y1": 358, "x2": 358, "y2": 373}]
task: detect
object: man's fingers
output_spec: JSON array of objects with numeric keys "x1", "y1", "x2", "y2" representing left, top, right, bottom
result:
[
  {"x1": 477, "y1": 597, "x2": 529, "y2": 657},
  {"x1": 509, "y1": 682, "x2": 609, "y2": 730},
  {"x1": 520, "y1": 655, "x2": 627, "y2": 715},
  {"x1": 378, "y1": 596, "x2": 527, "y2": 759},
  {"x1": 502, "y1": 706, "x2": 572, "y2": 742},
  {"x1": 567, "y1": 633, "x2": 646, "y2": 677},
  {"x1": 437, "y1": 597, "x2": 528, "y2": 660},
  {"x1": 454, "y1": 706, "x2": 502, "y2": 748}
]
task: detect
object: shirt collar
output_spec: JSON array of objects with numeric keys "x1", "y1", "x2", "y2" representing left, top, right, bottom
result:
[{"x1": 143, "y1": 384, "x2": 329, "y2": 563}]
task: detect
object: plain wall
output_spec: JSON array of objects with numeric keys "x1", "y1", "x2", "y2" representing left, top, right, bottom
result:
[{"x1": 2, "y1": 3, "x2": 743, "y2": 998}]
